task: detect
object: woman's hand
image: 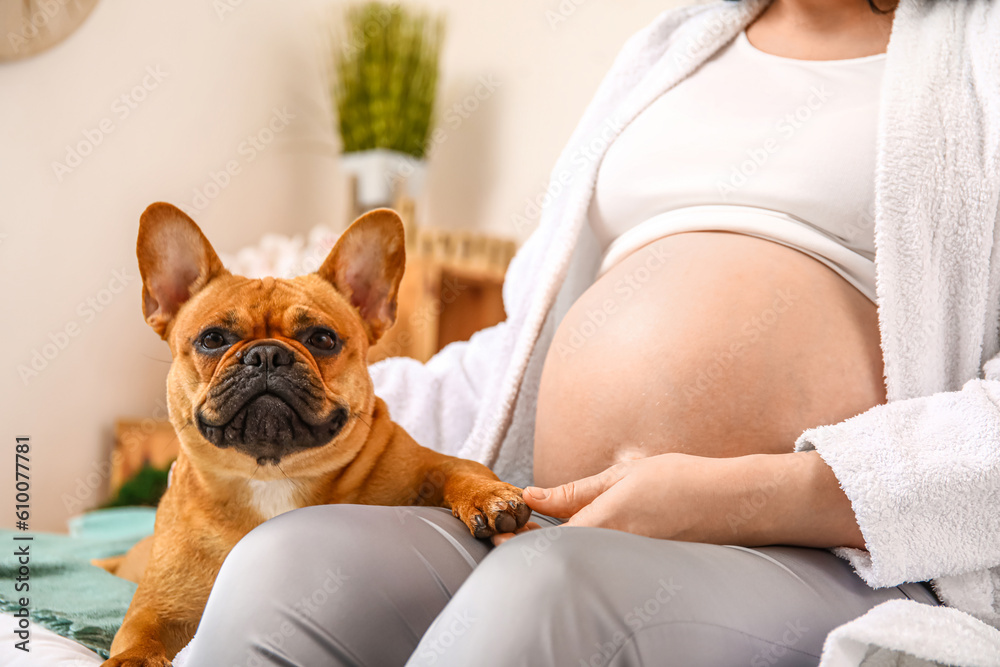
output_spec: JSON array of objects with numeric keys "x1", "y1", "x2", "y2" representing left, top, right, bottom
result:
[
  {"x1": 525, "y1": 453, "x2": 745, "y2": 542},
  {"x1": 493, "y1": 451, "x2": 865, "y2": 550}
]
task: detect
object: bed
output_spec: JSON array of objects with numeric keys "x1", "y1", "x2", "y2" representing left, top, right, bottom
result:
[{"x1": 0, "y1": 507, "x2": 155, "y2": 665}]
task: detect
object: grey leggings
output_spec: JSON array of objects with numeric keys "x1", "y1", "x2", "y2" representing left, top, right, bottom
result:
[{"x1": 183, "y1": 505, "x2": 937, "y2": 667}]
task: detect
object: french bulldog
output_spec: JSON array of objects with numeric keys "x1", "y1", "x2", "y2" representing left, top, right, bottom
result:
[{"x1": 103, "y1": 203, "x2": 530, "y2": 665}]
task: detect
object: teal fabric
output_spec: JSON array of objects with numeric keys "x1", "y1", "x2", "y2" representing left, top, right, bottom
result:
[
  {"x1": 0, "y1": 508, "x2": 155, "y2": 658},
  {"x1": 68, "y1": 506, "x2": 157, "y2": 541}
]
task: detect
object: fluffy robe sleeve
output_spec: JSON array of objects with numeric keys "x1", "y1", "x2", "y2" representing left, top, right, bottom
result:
[
  {"x1": 368, "y1": 322, "x2": 508, "y2": 458},
  {"x1": 795, "y1": 351, "x2": 1000, "y2": 589}
]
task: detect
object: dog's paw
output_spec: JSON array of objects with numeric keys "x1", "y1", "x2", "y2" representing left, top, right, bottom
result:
[
  {"x1": 101, "y1": 650, "x2": 172, "y2": 667},
  {"x1": 451, "y1": 482, "x2": 532, "y2": 538}
]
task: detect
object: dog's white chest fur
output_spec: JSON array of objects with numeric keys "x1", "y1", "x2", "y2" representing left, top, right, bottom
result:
[{"x1": 247, "y1": 479, "x2": 302, "y2": 520}]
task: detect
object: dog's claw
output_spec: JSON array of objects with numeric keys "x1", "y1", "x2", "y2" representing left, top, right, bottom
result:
[{"x1": 471, "y1": 514, "x2": 492, "y2": 539}]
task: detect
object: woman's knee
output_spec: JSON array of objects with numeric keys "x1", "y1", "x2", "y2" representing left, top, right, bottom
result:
[
  {"x1": 216, "y1": 504, "x2": 484, "y2": 599},
  {"x1": 207, "y1": 504, "x2": 391, "y2": 619},
  {"x1": 194, "y1": 505, "x2": 487, "y2": 666},
  {"x1": 414, "y1": 532, "x2": 833, "y2": 667},
  {"x1": 410, "y1": 528, "x2": 688, "y2": 666},
  {"x1": 223, "y1": 505, "x2": 386, "y2": 574},
  {"x1": 461, "y1": 526, "x2": 634, "y2": 608}
]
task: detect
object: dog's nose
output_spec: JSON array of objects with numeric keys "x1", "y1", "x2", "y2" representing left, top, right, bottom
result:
[{"x1": 240, "y1": 343, "x2": 293, "y2": 369}]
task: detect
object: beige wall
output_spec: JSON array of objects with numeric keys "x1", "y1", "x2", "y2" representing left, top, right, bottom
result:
[{"x1": 0, "y1": 0, "x2": 684, "y2": 532}]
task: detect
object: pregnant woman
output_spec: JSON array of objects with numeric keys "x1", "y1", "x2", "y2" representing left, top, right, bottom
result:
[{"x1": 183, "y1": 0, "x2": 1000, "y2": 665}]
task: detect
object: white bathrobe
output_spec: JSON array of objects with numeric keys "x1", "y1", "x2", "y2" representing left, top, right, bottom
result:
[{"x1": 370, "y1": 0, "x2": 1000, "y2": 664}]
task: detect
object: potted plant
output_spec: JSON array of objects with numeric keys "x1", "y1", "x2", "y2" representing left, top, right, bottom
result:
[{"x1": 330, "y1": 2, "x2": 445, "y2": 209}]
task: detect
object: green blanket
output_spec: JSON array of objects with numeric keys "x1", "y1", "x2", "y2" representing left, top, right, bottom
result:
[{"x1": 0, "y1": 509, "x2": 154, "y2": 658}]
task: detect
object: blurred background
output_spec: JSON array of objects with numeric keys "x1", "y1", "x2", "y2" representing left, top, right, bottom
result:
[{"x1": 0, "y1": 0, "x2": 686, "y2": 532}]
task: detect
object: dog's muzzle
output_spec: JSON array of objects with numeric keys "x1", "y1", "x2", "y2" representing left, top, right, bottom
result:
[{"x1": 196, "y1": 342, "x2": 349, "y2": 464}]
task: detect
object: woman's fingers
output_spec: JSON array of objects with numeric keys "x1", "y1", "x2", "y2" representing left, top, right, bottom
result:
[
  {"x1": 564, "y1": 484, "x2": 625, "y2": 530},
  {"x1": 491, "y1": 521, "x2": 542, "y2": 547},
  {"x1": 523, "y1": 464, "x2": 629, "y2": 519}
]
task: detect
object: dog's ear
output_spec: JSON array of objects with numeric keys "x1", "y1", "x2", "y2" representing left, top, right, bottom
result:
[
  {"x1": 136, "y1": 202, "x2": 227, "y2": 338},
  {"x1": 316, "y1": 208, "x2": 405, "y2": 344}
]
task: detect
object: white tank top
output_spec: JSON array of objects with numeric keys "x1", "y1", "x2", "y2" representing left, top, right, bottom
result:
[{"x1": 590, "y1": 31, "x2": 886, "y2": 301}]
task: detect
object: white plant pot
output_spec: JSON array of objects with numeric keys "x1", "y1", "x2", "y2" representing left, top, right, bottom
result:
[{"x1": 340, "y1": 149, "x2": 427, "y2": 209}]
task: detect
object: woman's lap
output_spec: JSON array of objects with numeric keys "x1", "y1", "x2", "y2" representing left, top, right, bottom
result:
[
  {"x1": 183, "y1": 504, "x2": 936, "y2": 667},
  {"x1": 182, "y1": 505, "x2": 498, "y2": 667}
]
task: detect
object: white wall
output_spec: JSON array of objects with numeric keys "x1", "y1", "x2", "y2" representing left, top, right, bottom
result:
[{"x1": 0, "y1": 0, "x2": 684, "y2": 532}]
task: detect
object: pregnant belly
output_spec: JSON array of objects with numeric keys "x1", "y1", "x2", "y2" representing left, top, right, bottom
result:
[{"x1": 533, "y1": 231, "x2": 885, "y2": 488}]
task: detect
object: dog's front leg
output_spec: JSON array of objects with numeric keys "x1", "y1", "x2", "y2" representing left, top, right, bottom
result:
[
  {"x1": 102, "y1": 597, "x2": 185, "y2": 667},
  {"x1": 102, "y1": 538, "x2": 211, "y2": 666},
  {"x1": 413, "y1": 450, "x2": 533, "y2": 538},
  {"x1": 355, "y1": 413, "x2": 532, "y2": 538}
]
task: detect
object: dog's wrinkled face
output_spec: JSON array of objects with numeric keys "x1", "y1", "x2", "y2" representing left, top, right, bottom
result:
[
  {"x1": 176, "y1": 277, "x2": 361, "y2": 467},
  {"x1": 136, "y1": 203, "x2": 405, "y2": 477}
]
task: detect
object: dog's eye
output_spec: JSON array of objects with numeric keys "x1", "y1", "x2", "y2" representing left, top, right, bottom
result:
[
  {"x1": 199, "y1": 331, "x2": 227, "y2": 351},
  {"x1": 306, "y1": 330, "x2": 338, "y2": 351}
]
